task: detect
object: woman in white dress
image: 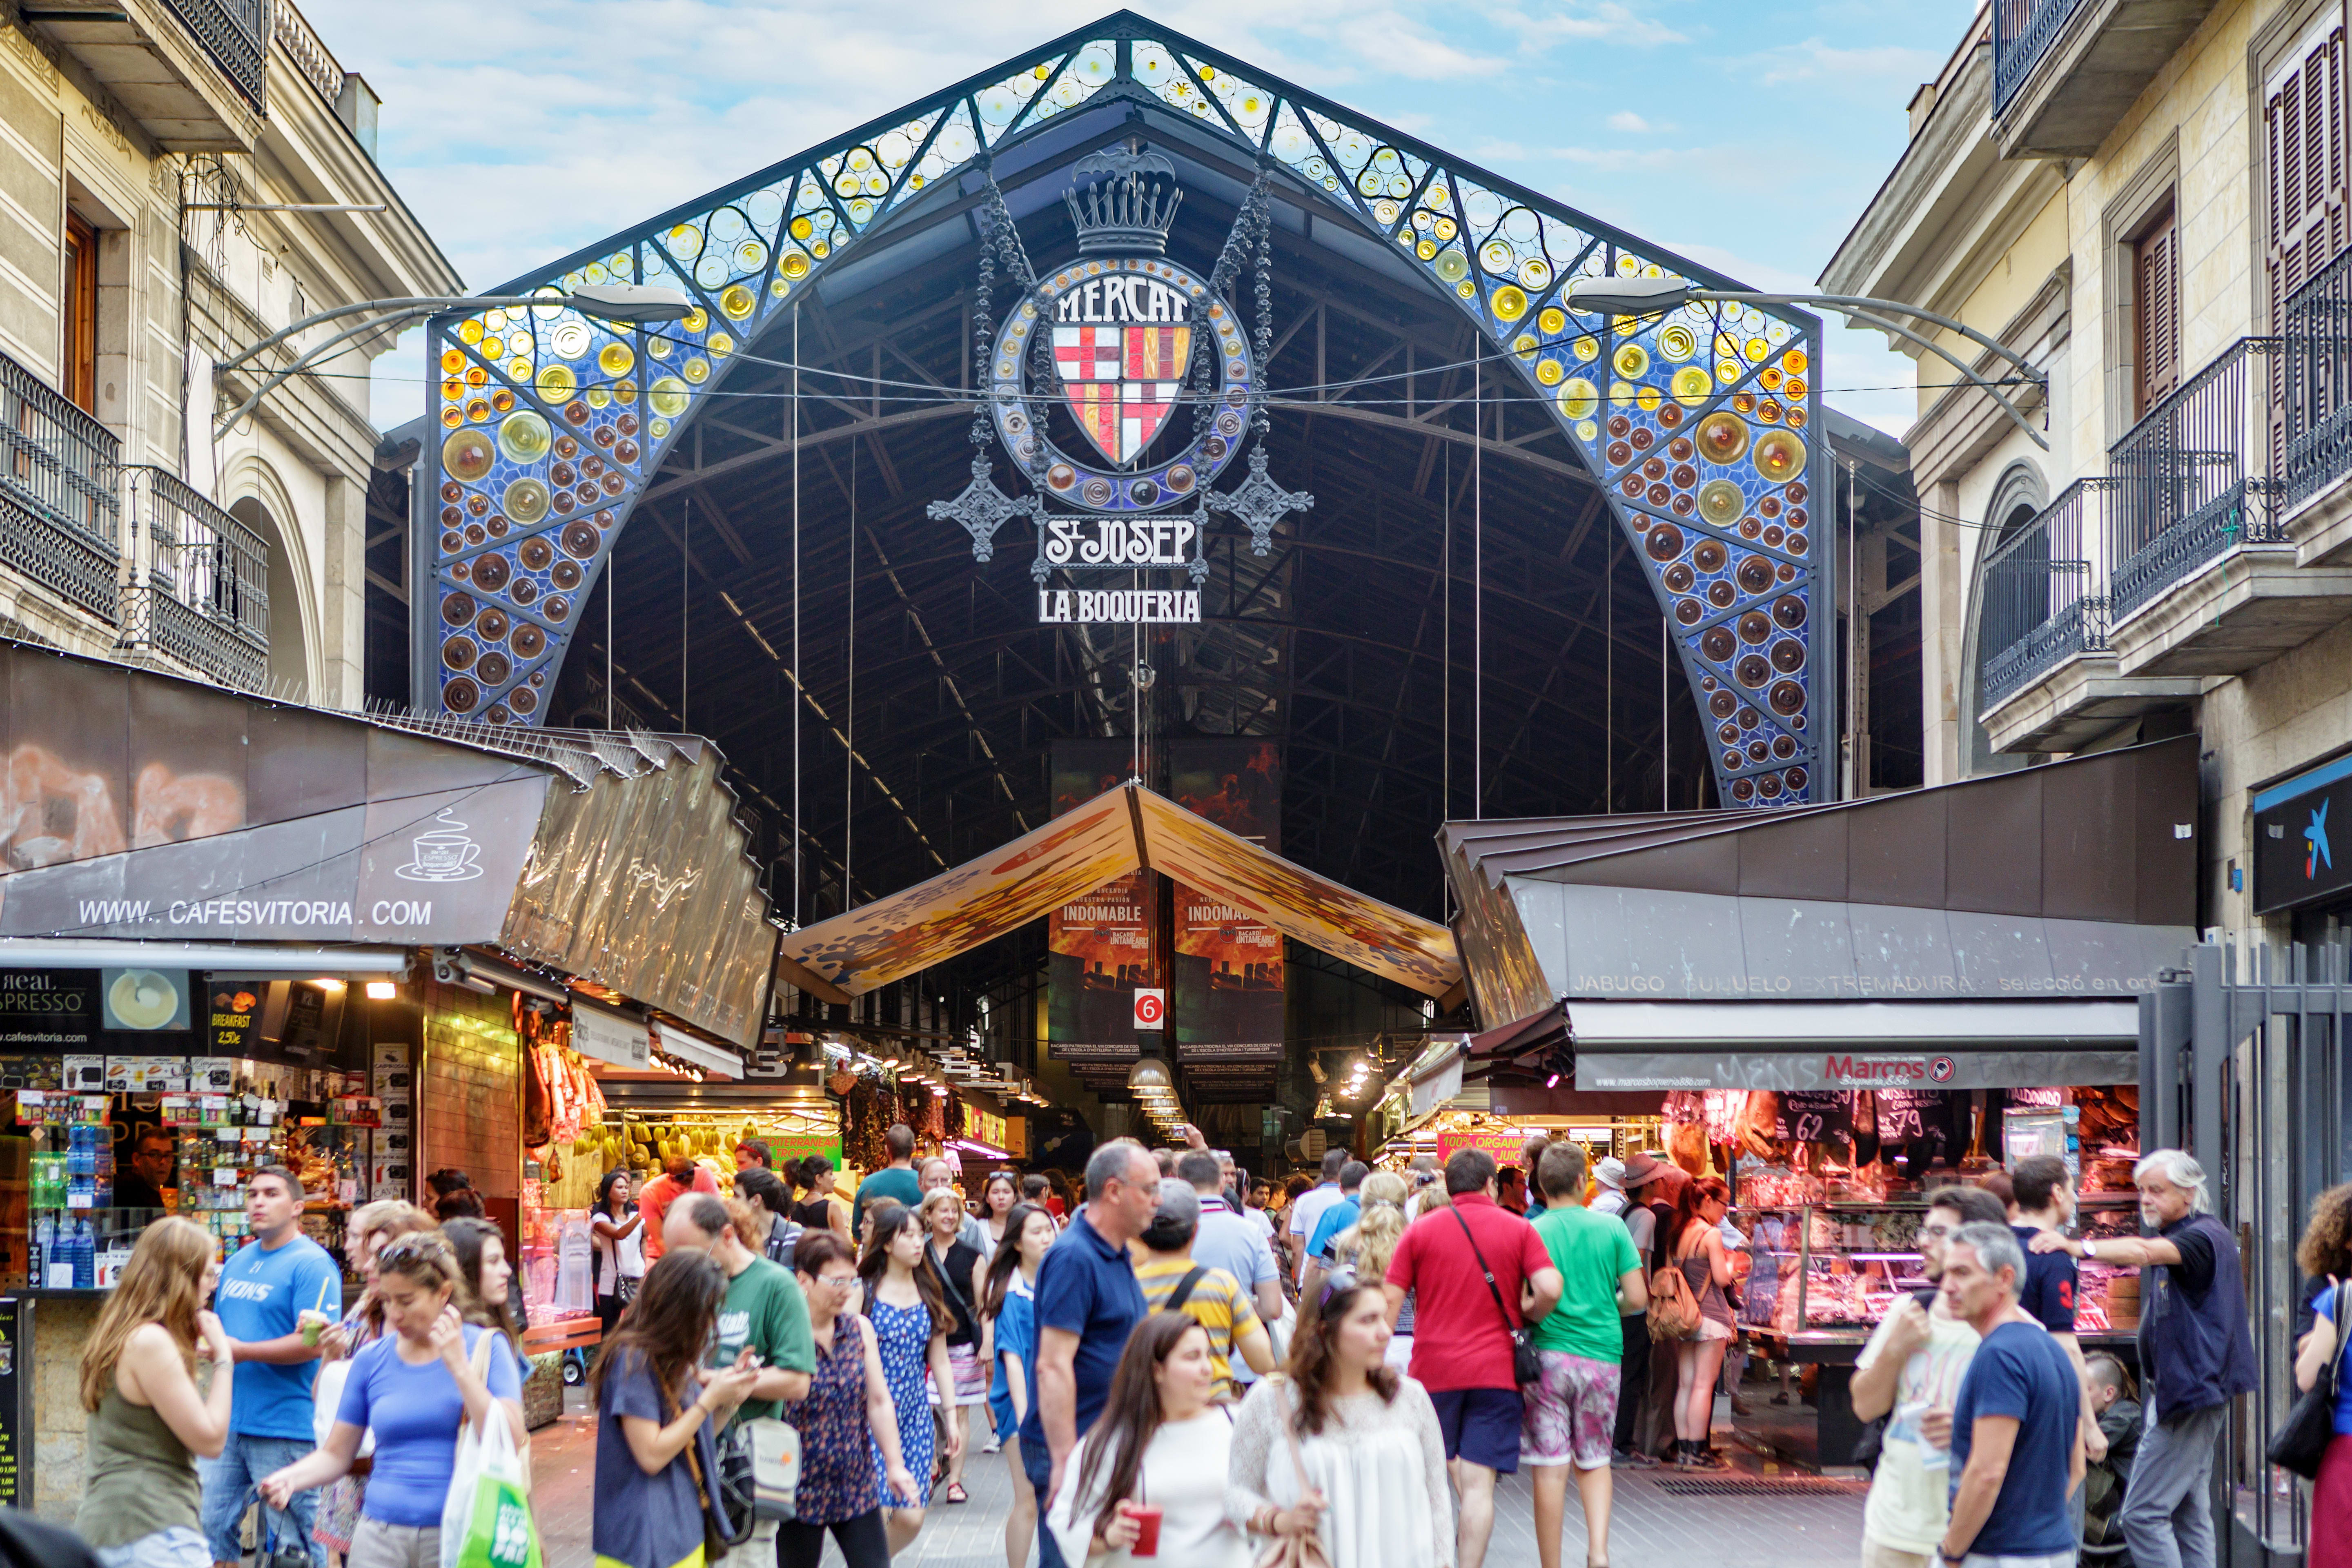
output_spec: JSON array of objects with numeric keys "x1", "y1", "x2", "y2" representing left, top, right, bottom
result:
[
  {"x1": 1227, "y1": 1276, "x2": 1452, "y2": 1568},
  {"x1": 1047, "y1": 1313, "x2": 1250, "y2": 1568}
]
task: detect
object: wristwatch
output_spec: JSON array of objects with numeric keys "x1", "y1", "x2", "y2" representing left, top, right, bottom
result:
[
  {"x1": 1939, "y1": 1548, "x2": 1966, "y2": 1566},
  {"x1": 2080, "y1": 1238, "x2": 2097, "y2": 1261}
]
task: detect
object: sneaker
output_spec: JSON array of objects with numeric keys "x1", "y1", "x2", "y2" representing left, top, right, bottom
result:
[
  {"x1": 1611, "y1": 1446, "x2": 1658, "y2": 1470},
  {"x1": 981, "y1": 1436, "x2": 1001, "y2": 1455}
]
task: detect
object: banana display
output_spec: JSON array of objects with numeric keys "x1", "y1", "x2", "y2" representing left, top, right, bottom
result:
[{"x1": 536, "y1": 1114, "x2": 843, "y2": 1211}]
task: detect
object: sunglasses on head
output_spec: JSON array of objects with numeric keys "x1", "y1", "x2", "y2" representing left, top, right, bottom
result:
[{"x1": 1315, "y1": 1266, "x2": 1361, "y2": 1319}]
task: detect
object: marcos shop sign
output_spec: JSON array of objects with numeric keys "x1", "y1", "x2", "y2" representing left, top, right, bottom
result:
[{"x1": 1577, "y1": 1048, "x2": 2138, "y2": 1093}]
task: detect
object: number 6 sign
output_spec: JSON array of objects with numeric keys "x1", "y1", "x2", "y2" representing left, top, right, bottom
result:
[{"x1": 1133, "y1": 989, "x2": 1166, "y2": 1030}]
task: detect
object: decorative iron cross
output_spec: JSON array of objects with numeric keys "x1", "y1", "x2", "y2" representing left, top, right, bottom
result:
[
  {"x1": 1204, "y1": 446, "x2": 1313, "y2": 555},
  {"x1": 929, "y1": 455, "x2": 1039, "y2": 562}
]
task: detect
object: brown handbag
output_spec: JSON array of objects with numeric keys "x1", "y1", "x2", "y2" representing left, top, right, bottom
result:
[
  {"x1": 664, "y1": 1382, "x2": 737, "y2": 1562},
  {"x1": 1253, "y1": 1388, "x2": 1333, "y2": 1568}
]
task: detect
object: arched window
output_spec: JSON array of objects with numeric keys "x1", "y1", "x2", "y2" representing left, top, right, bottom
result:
[
  {"x1": 229, "y1": 497, "x2": 307, "y2": 699},
  {"x1": 1961, "y1": 464, "x2": 2049, "y2": 777}
]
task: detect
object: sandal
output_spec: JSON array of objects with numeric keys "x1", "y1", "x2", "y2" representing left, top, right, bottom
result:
[{"x1": 944, "y1": 1481, "x2": 969, "y2": 1504}]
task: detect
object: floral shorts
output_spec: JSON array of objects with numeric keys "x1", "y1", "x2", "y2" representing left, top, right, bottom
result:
[{"x1": 1521, "y1": 1349, "x2": 1621, "y2": 1470}]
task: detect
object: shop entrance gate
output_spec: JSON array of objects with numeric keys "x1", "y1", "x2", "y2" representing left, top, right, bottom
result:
[{"x1": 2143, "y1": 940, "x2": 2352, "y2": 1568}]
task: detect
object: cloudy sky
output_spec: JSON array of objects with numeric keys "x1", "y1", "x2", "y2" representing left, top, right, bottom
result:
[{"x1": 304, "y1": 0, "x2": 1979, "y2": 434}]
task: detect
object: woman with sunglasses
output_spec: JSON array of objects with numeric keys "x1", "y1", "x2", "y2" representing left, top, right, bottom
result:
[
  {"x1": 1227, "y1": 1274, "x2": 1451, "y2": 1568},
  {"x1": 257, "y1": 1233, "x2": 526, "y2": 1568},
  {"x1": 784, "y1": 1230, "x2": 919, "y2": 1568},
  {"x1": 982, "y1": 1201, "x2": 1053, "y2": 1568},
  {"x1": 312, "y1": 1200, "x2": 436, "y2": 1564},
  {"x1": 1046, "y1": 1312, "x2": 1248, "y2": 1568}
]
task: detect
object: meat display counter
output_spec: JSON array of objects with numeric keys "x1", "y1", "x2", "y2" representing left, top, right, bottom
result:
[{"x1": 1731, "y1": 1196, "x2": 2142, "y2": 1466}]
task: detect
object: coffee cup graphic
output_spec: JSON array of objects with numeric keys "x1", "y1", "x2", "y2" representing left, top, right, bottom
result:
[{"x1": 395, "y1": 807, "x2": 485, "y2": 882}]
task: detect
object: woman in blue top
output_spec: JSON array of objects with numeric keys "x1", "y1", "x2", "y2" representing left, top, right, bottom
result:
[
  {"x1": 2295, "y1": 1185, "x2": 2352, "y2": 1566},
  {"x1": 981, "y1": 1203, "x2": 1052, "y2": 1568},
  {"x1": 258, "y1": 1232, "x2": 525, "y2": 1568}
]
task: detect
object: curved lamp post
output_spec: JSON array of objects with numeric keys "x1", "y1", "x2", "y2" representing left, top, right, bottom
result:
[
  {"x1": 1562, "y1": 276, "x2": 2050, "y2": 451},
  {"x1": 210, "y1": 283, "x2": 694, "y2": 442}
]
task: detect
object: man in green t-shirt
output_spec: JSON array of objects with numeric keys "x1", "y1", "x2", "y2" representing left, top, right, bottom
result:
[
  {"x1": 851, "y1": 1123, "x2": 924, "y2": 1239},
  {"x1": 1524, "y1": 1142, "x2": 1649, "y2": 1568},
  {"x1": 665, "y1": 1193, "x2": 817, "y2": 1417}
]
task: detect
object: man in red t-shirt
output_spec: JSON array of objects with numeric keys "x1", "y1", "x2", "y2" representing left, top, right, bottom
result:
[
  {"x1": 1385, "y1": 1147, "x2": 1562, "y2": 1568},
  {"x1": 635, "y1": 1154, "x2": 718, "y2": 1262}
]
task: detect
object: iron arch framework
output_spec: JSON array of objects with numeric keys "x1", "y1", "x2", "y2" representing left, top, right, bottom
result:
[{"x1": 412, "y1": 12, "x2": 1831, "y2": 814}]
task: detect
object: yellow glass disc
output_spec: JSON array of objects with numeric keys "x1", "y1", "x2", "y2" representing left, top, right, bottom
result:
[
  {"x1": 682, "y1": 308, "x2": 709, "y2": 334},
  {"x1": 1539, "y1": 307, "x2": 1567, "y2": 336},
  {"x1": 1573, "y1": 336, "x2": 1599, "y2": 362},
  {"x1": 1536, "y1": 358, "x2": 1565, "y2": 386},
  {"x1": 1613, "y1": 342, "x2": 1650, "y2": 379},
  {"x1": 1491, "y1": 285, "x2": 1528, "y2": 322},
  {"x1": 1657, "y1": 323, "x2": 1698, "y2": 363},
  {"x1": 535, "y1": 363, "x2": 576, "y2": 405},
  {"x1": 1559, "y1": 378, "x2": 1598, "y2": 421},
  {"x1": 720, "y1": 284, "x2": 757, "y2": 321},
  {"x1": 599, "y1": 342, "x2": 635, "y2": 377},
  {"x1": 649, "y1": 376, "x2": 690, "y2": 418},
  {"x1": 1670, "y1": 365, "x2": 1712, "y2": 407}
]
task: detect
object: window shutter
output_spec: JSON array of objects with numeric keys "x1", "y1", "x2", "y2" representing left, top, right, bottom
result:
[
  {"x1": 2271, "y1": 17, "x2": 2349, "y2": 325},
  {"x1": 2269, "y1": 13, "x2": 2350, "y2": 470},
  {"x1": 2136, "y1": 209, "x2": 2179, "y2": 418}
]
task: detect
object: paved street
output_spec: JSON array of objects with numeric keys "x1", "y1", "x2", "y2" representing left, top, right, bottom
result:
[{"x1": 529, "y1": 1390, "x2": 1867, "y2": 1568}]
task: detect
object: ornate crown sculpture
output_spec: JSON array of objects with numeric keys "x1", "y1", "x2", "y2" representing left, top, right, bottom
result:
[{"x1": 1064, "y1": 139, "x2": 1182, "y2": 255}]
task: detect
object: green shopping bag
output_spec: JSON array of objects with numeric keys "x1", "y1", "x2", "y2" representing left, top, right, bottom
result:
[{"x1": 440, "y1": 1405, "x2": 542, "y2": 1568}]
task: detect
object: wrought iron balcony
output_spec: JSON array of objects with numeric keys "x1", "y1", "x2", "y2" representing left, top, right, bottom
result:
[
  {"x1": 2283, "y1": 245, "x2": 2352, "y2": 514},
  {"x1": 23, "y1": 0, "x2": 266, "y2": 151},
  {"x1": 119, "y1": 466, "x2": 269, "y2": 690},
  {"x1": 1991, "y1": 0, "x2": 2221, "y2": 158},
  {"x1": 1980, "y1": 477, "x2": 2110, "y2": 707},
  {"x1": 1991, "y1": 0, "x2": 2089, "y2": 115},
  {"x1": 2105, "y1": 336, "x2": 2283, "y2": 623},
  {"x1": 0, "y1": 350, "x2": 121, "y2": 621},
  {"x1": 168, "y1": 0, "x2": 269, "y2": 109}
]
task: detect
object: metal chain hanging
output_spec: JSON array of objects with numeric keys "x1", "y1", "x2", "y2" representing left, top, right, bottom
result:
[{"x1": 928, "y1": 171, "x2": 1040, "y2": 562}]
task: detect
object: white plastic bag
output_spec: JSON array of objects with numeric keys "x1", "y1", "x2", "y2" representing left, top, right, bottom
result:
[
  {"x1": 311, "y1": 1356, "x2": 374, "y2": 1458},
  {"x1": 440, "y1": 1396, "x2": 537, "y2": 1568}
]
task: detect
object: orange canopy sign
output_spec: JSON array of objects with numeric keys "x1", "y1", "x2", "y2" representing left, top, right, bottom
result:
[{"x1": 778, "y1": 785, "x2": 1462, "y2": 999}]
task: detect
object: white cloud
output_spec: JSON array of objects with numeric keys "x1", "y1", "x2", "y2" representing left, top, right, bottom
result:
[
  {"x1": 1605, "y1": 110, "x2": 1651, "y2": 133},
  {"x1": 1753, "y1": 36, "x2": 1940, "y2": 94}
]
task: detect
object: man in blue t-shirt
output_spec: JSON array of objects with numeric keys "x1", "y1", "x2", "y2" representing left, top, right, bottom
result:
[
  {"x1": 1937, "y1": 1221, "x2": 2085, "y2": 1568},
  {"x1": 1301, "y1": 1160, "x2": 1367, "y2": 1300},
  {"x1": 1024, "y1": 1139, "x2": 1154, "y2": 1568},
  {"x1": 202, "y1": 1165, "x2": 342, "y2": 1568}
]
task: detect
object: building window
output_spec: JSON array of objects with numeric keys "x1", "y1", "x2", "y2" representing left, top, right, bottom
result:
[
  {"x1": 2269, "y1": 13, "x2": 2348, "y2": 322},
  {"x1": 2132, "y1": 205, "x2": 2179, "y2": 419},
  {"x1": 62, "y1": 212, "x2": 96, "y2": 414}
]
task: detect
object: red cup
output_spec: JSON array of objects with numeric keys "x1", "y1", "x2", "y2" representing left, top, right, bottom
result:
[{"x1": 1128, "y1": 1504, "x2": 1163, "y2": 1557}]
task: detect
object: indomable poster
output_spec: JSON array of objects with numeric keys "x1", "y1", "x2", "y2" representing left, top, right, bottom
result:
[{"x1": 1170, "y1": 741, "x2": 1283, "y2": 1066}]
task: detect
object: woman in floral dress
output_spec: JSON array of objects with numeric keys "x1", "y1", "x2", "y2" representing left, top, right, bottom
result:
[
  {"x1": 858, "y1": 1201, "x2": 958, "y2": 1556},
  {"x1": 781, "y1": 1231, "x2": 916, "y2": 1568}
]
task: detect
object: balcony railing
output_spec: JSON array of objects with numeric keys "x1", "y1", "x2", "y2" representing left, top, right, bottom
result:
[
  {"x1": 120, "y1": 465, "x2": 269, "y2": 689},
  {"x1": 1981, "y1": 478, "x2": 2110, "y2": 706},
  {"x1": 0, "y1": 350, "x2": 121, "y2": 621},
  {"x1": 2283, "y1": 245, "x2": 2352, "y2": 512},
  {"x1": 1992, "y1": 0, "x2": 2090, "y2": 114},
  {"x1": 2106, "y1": 336, "x2": 2283, "y2": 622},
  {"x1": 1979, "y1": 337, "x2": 2283, "y2": 707},
  {"x1": 169, "y1": 0, "x2": 270, "y2": 111}
]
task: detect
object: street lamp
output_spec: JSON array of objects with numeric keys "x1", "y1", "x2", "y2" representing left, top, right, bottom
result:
[
  {"x1": 210, "y1": 282, "x2": 695, "y2": 441},
  {"x1": 1561, "y1": 276, "x2": 2050, "y2": 450}
]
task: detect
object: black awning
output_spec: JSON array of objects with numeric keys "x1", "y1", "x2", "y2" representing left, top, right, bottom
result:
[{"x1": 1463, "y1": 1000, "x2": 1571, "y2": 1082}]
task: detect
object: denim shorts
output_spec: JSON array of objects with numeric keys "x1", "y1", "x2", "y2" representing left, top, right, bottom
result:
[{"x1": 94, "y1": 1526, "x2": 212, "y2": 1568}]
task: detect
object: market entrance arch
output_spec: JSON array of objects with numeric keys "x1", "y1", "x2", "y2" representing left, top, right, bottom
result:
[{"x1": 412, "y1": 13, "x2": 1833, "y2": 931}]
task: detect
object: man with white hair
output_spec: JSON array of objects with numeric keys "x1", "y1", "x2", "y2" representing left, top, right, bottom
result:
[
  {"x1": 1936, "y1": 1222, "x2": 2085, "y2": 1568},
  {"x1": 2030, "y1": 1148, "x2": 2256, "y2": 1568}
]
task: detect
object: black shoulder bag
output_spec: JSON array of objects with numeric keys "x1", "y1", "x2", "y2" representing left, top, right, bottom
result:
[
  {"x1": 1452, "y1": 1209, "x2": 1542, "y2": 1387},
  {"x1": 2270, "y1": 1280, "x2": 2350, "y2": 1479},
  {"x1": 1158, "y1": 1265, "x2": 1209, "y2": 1315}
]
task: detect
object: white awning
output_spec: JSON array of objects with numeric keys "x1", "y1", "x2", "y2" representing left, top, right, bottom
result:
[
  {"x1": 653, "y1": 1020, "x2": 742, "y2": 1080},
  {"x1": 1568, "y1": 998, "x2": 2140, "y2": 1048}
]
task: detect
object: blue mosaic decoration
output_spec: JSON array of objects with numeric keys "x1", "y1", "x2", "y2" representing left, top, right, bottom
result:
[{"x1": 416, "y1": 14, "x2": 1827, "y2": 807}]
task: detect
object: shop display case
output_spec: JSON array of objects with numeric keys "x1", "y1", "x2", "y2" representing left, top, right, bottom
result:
[
  {"x1": 1735, "y1": 1195, "x2": 2143, "y2": 1343},
  {"x1": 1733, "y1": 1194, "x2": 2140, "y2": 1467}
]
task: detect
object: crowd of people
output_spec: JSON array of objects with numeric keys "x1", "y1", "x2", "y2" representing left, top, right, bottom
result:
[{"x1": 52, "y1": 1121, "x2": 2317, "y2": 1568}]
